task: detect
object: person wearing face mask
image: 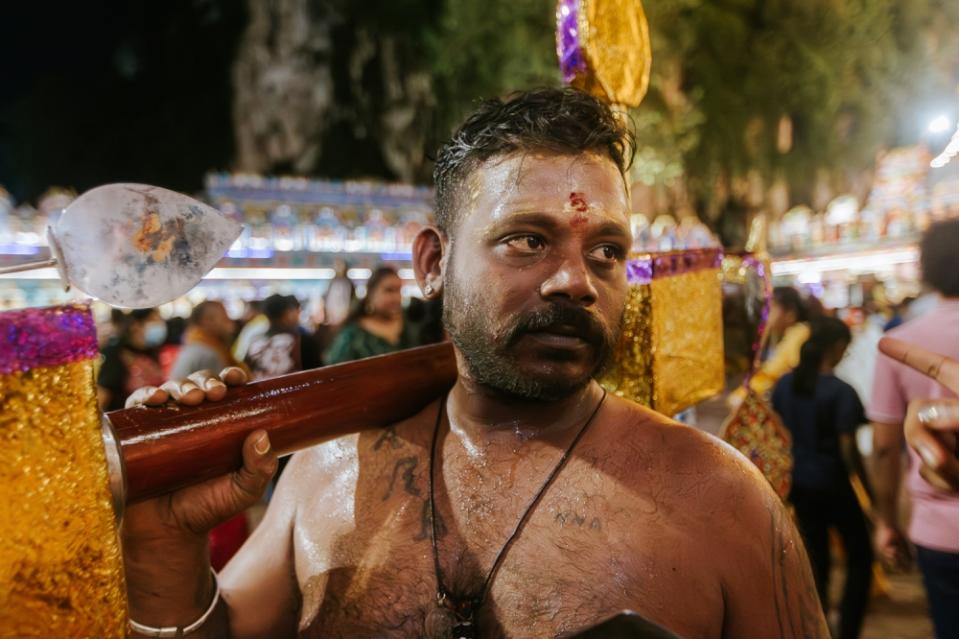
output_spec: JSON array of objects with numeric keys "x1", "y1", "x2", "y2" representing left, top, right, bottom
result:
[
  {"x1": 96, "y1": 308, "x2": 167, "y2": 411},
  {"x1": 325, "y1": 265, "x2": 414, "y2": 364}
]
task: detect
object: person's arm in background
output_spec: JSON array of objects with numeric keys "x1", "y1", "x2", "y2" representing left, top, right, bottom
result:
[
  {"x1": 873, "y1": 421, "x2": 908, "y2": 566},
  {"x1": 838, "y1": 386, "x2": 873, "y2": 499},
  {"x1": 868, "y1": 348, "x2": 911, "y2": 567},
  {"x1": 730, "y1": 323, "x2": 810, "y2": 405}
]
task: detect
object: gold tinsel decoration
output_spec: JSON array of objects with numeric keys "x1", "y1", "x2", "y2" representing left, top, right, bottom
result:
[
  {"x1": 601, "y1": 282, "x2": 654, "y2": 407},
  {"x1": 558, "y1": 0, "x2": 652, "y2": 107},
  {"x1": 601, "y1": 250, "x2": 725, "y2": 417},
  {"x1": 649, "y1": 268, "x2": 725, "y2": 415},
  {"x1": 0, "y1": 360, "x2": 127, "y2": 638}
]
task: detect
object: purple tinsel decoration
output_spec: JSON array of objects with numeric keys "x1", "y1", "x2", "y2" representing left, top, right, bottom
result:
[
  {"x1": 626, "y1": 258, "x2": 653, "y2": 284},
  {"x1": 0, "y1": 304, "x2": 99, "y2": 374},
  {"x1": 556, "y1": 0, "x2": 587, "y2": 83},
  {"x1": 628, "y1": 248, "x2": 724, "y2": 285}
]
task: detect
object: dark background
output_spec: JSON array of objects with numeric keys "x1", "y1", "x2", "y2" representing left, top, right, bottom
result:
[{"x1": 0, "y1": 1, "x2": 245, "y2": 201}]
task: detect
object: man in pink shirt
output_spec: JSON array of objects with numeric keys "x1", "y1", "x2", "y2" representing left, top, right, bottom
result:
[{"x1": 870, "y1": 218, "x2": 959, "y2": 639}]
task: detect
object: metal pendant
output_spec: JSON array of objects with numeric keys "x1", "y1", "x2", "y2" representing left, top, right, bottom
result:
[
  {"x1": 424, "y1": 604, "x2": 456, "y2": 639},
  {"x1": 425, "y1": 594, "x2": 477, "y2": 639}
]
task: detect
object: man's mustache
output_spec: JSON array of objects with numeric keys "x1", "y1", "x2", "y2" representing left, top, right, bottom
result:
[{"x1": 506, "y1": 303, "x2": 609, "y2": 348}]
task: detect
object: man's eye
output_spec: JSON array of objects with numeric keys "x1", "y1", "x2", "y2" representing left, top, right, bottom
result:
[
  {"x1": 505, "y1": 235, "x2": 545, "y2": 252},
  {"x1": 589, "y1": 244, "x2": 623, "y2": 263}
]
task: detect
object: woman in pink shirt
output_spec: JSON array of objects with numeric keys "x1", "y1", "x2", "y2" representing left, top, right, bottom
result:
[{"x1": 870, "y1": 219, "x2": 959, "y2": 639}]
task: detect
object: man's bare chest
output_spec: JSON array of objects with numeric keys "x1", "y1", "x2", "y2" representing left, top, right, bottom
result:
[{"x1": 292, "y1": 462, "x2": 723, "y2": 639}]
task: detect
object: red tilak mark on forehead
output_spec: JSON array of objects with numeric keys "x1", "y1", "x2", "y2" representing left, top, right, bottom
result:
[
  {"x1": 569, "y1": 192, "x2": 589, "y2": 213},
  {"x1": 570, "y1": 213, "x2": 589, "y2": 229}
]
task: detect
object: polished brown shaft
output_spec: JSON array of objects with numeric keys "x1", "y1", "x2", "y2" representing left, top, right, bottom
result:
[{"x1": 107, "y1": 343, "x2": 457, "y2": 503}]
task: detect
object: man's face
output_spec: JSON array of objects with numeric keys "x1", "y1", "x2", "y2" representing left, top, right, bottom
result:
[{"x1": 442, "y1": 152, "x2": 630, "y2": 401}]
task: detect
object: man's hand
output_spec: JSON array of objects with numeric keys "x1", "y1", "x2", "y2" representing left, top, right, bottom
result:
[
  {"x1": 122, "y1": 367, "x2": 278, "y2": 636},
  {"x1": 124, "y1": 367, "x2": 277, "y2": 538},
  {"x1": 124, "y1": 366, "x2": 246, "y2": 409},
  {"x1": 878, "y1": 338, "x2": 959, "y2": 493}
]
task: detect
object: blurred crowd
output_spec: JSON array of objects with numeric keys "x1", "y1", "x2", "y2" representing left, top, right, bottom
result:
[
  {"x1": 731, "y1": 218, "x2": 959, "y2": 638},
  {"x1": 94, "y1": 264, "x2": 444, "y2": 413}
]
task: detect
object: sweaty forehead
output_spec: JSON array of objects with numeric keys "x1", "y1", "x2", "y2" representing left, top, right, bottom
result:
[{"x1": 463, "y1": 152, "x2": 629, "y2": 224}]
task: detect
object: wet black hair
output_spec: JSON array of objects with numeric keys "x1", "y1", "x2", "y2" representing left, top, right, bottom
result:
[{"x1": 432, "y1": 87, "x2": 636, "y2": 233}]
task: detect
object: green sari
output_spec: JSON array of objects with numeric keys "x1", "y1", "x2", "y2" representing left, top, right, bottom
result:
[{"x1": 324, "y1": 320, "x2": 415, "y2": 365}]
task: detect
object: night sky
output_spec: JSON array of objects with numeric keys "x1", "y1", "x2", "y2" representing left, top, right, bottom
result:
[{"x1": 0, "y1": 1, "x2": 246, "y2": 203}]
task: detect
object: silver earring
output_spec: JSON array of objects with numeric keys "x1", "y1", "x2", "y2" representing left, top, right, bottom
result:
[{"x1": 424, "y1": 283, "x2": 434, "y2": 296}]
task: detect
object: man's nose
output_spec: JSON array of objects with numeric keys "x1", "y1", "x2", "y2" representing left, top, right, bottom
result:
[{"x1": 539, "y1": 254, "x2": 599, "y2": 305}]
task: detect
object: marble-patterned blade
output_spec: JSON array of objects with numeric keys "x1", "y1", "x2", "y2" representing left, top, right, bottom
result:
[{"x1": 53, "y1": 184, "x2": 242, "y2": 308}]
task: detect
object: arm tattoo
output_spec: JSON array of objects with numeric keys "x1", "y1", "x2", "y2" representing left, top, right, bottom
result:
[{"x1": 768, "y1": 506, "x2": 829, "y2": 639}]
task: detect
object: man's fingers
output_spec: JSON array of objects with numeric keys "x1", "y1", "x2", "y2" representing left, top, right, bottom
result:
[
  {"x1": 124, "y1": 386, "x2": 169, "y2": 409},
  {"x1": 909, "y1": 416, "x2": 953, "y2": 472},
  {"x1": 233, "y1": 430, "x2": 278, "y2": 503},
  {"x1": 160, "y1": 379, "x2": 205, "y2": 405},
  {"x1": 123, "y1": 368, "x2": 241, "y2": 412},
  {"x1": 219, "y1": 366, "x2": 248, "y2": 387},
  {"x1": 919, "y1": 464, "x2": 959, "y2": 492},
  {"x1": 161, "y1": 431, "x2": 276, "y2": 536},
  {"x1": 907, "y1": 401, "x2": 959, "y2": 493},
  {"x1": 879, "y1": 337, "x2": 959, "y2": 392},
  {"x1": 187, "y1": 370, "x2": 228, "y2": 401},
  {"x1": 916, "y1": 401, "x2": 959, "y2": 431}
]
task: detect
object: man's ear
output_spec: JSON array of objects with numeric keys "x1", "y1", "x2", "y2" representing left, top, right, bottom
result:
[{"x1": 412, "y1": 226, "x2": 446, "y2": 298}]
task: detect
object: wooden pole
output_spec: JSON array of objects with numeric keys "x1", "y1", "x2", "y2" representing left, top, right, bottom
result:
[{"x1": 107, "y1": 343, "x2": 457, "y2": 502}]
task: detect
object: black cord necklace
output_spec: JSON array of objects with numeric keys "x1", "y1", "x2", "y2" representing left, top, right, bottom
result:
[{"x1": 425, "y1": 388, "x2": 608, "y2": 639}]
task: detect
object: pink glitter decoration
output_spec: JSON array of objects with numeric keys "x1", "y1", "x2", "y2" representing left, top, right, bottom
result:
[{"x1": 0, "y1": 303, "x2": 99, "y2": 374}]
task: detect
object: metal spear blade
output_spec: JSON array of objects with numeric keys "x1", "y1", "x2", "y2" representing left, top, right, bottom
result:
[{"x1": 51, "y1": 183, "x2": 241, "y2": 308}]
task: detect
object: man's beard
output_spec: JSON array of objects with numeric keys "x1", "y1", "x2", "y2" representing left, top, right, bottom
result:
[{"x1": 442, "y1": 273, "x2": 620, "y2": 402}]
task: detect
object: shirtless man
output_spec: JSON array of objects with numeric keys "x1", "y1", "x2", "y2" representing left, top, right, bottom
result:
[{"x1": 123, "y1": 88, "x2": 827, "y2": 639}]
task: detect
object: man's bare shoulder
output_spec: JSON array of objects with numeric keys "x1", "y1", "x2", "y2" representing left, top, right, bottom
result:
[
  {"x1": 602, "y1": 395, "x2": 766, "y2": 481},
  {"x1": 596, "y1": 395, "x2": 825, "y2": 638},
  {"x1": 594, "y1": 394, "x2": 780, "y2": 528}
]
